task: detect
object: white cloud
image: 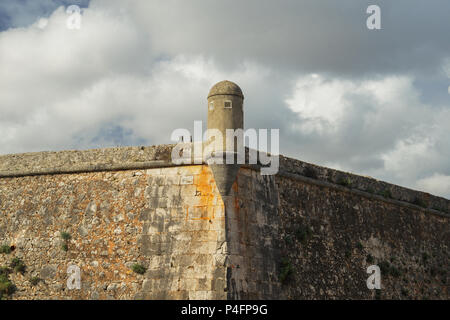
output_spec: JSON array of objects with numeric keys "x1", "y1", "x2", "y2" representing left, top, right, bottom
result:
[
  {"x1": 286, "y1": 74, "x2": 353, "y2": 133},
  {"x1": 0, "y1": 4, "x2": 274, "y2": 153},
  {"x1": 285, "y1": 73, "x2": 450, "y2": 198},
  {"x1": 416, "y1": 174, "x2": 450, "y2": 198}
]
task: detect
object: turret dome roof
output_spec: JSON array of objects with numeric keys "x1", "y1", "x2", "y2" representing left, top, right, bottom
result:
[{"x1": 207, "y1": 80, "x2": 244, "y2": 99}]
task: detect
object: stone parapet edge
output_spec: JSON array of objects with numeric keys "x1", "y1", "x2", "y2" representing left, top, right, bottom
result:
[
  {"x1": 0, "y1": 145, "x2": 448, "y2": 216},
  {"x1": 276, "y1": 170, "x2": 450, "y2": 219},
  {"x1": 0, "y1": 160, "x2": 181, "y2": 178}
]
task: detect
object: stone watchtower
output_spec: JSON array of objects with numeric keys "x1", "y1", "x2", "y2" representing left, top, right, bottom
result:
[
  {"x1": 207, "y1": 80, "x2": 244, "y2": 150},
  {"x1": 206, "y1": 80, "x2": 244, "y2": 196}
]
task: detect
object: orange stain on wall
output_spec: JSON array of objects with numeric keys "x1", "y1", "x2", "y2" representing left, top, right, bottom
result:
[{"x1": 185, "y1": 165, "x2": 220, "y2": 220}]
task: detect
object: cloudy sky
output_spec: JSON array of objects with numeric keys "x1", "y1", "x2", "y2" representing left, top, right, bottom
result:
[{"x1": 0, "y1": 0, "x2": 449, "y2": 198}]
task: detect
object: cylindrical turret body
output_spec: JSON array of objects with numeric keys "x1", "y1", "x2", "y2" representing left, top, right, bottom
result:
[
  {"x1": 206, "y1": 80, "x2": 244, "y2": 197},
  {"x1": 207, "y1": 80, "x2": 244, "y2": 152}
]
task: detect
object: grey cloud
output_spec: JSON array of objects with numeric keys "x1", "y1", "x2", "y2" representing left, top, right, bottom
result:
[{"x1": 127, "y1": 0, "x2": 450, "y2": 77}]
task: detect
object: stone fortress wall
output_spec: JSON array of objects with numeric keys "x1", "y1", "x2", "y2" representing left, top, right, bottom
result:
[{"x1": 0, "y1": 144, "x2": 448, "y2": 299}]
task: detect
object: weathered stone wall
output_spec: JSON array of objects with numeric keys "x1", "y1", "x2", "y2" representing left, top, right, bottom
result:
[
  {"x1": 278, "y1": 155, "x2": 450, "y2": 216},
  {"x1": 224, "y1": 168, "x2": 283, "y2": 299},
  {"x1": 0, "y1": 145, "x2": 448, "y2": 300},
  {"x1": 0, "y1": 165, "x2": 228, "y2": 300},
  {"x1": 0, "y1": 145, "x2": 175, "y2": 177},
  {"x1": 274, "y1": 174, "x2": 449, "y2": 299},
  {"x1": 2, "y1": 146, "x2": 447, "y2": 216}
]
